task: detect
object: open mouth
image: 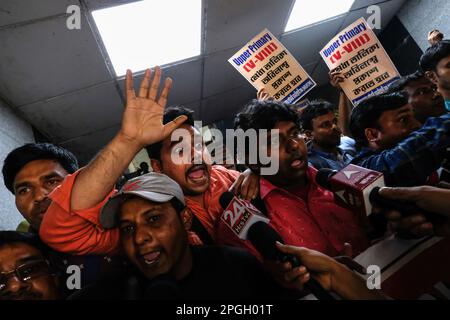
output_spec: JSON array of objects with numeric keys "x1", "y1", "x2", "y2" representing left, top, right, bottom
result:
[
  {"x1": 186, "y1": 164, "x2": 208, "y2": 184},
  {"x1": 139, "y1": 250, "x2": 161, "y2": 267},
  {"x1": 290, "y1": 157, "x2": 306, "y2": 170}
]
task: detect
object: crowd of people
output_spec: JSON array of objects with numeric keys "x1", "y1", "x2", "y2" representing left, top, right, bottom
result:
[{"x1": 0, "y1": 31, "x2": 449, "y2": 301}]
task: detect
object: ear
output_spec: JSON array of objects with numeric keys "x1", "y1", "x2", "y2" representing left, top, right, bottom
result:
[
  {"x1": 364, "y1": 128, "x2": 381, "y2": 144},
  {"x1": 150, "y1": 159, "x2": 163, "y2": 173},
  {"x1": 425, "y1": 70, "x2": 439, "y2": 85},
  {"x1": 180, "y1": 208, "x2": 193, "y2": 231}
]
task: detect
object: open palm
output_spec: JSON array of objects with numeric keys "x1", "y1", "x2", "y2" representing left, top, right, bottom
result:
[{"x1": 120, "y1": 66, "x2": 187, "y2": 147}]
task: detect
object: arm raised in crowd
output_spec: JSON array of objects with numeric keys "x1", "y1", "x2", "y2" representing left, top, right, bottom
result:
[
  {"x1": 330, "y1": 70, "x2": 352, "y2": 137},
  {"x1": 71, "y1": 67, "x2": 187, "y2": 211}
]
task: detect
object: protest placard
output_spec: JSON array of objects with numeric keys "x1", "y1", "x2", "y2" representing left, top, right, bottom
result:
[
  {"x1": 320, "y1": 18, "x2": 400, "y2": 106},
  {"x1": 229, "y1": 28, "x2": 316, "y2": 104}
]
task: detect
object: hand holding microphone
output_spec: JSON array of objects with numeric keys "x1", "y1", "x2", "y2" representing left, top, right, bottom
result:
[
  {"x1": 316, "y1": 164, "x2": 447, "y2": 238},
  {"x1": 273, "y1": 243, "x2": 385, "y2": 300}
]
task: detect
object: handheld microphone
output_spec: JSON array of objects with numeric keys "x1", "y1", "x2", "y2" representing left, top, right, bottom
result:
[
  {"x1": 315, "y1": 164, "x2": 385, "y2": 217},
  {"x1": 316, "y1": 165, "x2": 445, "y2": 224},
  {"x1": 219, "y1": 191, "x2": 270, "y2": 239},
  {"x1": 219, "y1": 192, "x2": 334, "y2": 300}
]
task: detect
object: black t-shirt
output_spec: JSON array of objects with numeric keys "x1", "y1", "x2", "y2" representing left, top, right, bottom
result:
[{"x1": 69, "y1": 246, "x2": 298, "y2": 300}]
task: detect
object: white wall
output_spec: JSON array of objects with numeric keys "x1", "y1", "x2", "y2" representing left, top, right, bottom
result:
[
  {"x1": 398, "y1": 0, "x2": 450, "y2": 51},
  {"x1": 0, "y1": 101, "x2": 35, "y2": 230}
]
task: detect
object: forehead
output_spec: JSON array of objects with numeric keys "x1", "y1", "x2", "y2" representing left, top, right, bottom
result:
[
  {"x1": 273, "y1": 120, "x2": 297, "y2": 132},
  {"x1": 14, "y1": 159, "x2": 67, "y2": 183},
  {"x1": 0, "y1": 243, "x2": 43, "y2": 269},
  {"x1": 312, "y1": 111, "x2": 335, "y2": 123},
  {"x1": 405, "y1": 77, "x2": 433, "y2": 90},
  {"x1": 380, "y1": 104, "x2": 412, "y2": 119},
  {"x1": 119, "y1": 197, "x2": 174, "y2": 219}
]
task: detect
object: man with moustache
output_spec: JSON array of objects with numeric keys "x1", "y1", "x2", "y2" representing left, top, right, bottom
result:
[
  {"x1": 1, "y1": 143, "x2": 124, "y2": 289},
  {"x1": 300, "y1": 100, "x2": 355, "y2": 170},
  {"x1": 2, "y1": 143, "x2": 79, "y2": 233},
  {"x1": 233, "y1": 99, "x2": 369, "y2": 258},
  {"x1": 39, "y1": 66, "x2": 258, "y2": 255}
]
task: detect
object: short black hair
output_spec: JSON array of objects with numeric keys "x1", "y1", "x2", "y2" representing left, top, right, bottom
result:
[
  {"x1": 146, "y1": 106, "x2": 195, "y2": 161},
  {"x1": 387, "y1": 71, "x2": 425, "y2": 94},
  {"x1": 2, "y1": 143, "x2": 79, "y2": 194},
  {"x1": 299, "y1": 100, "x2": 335, "y2": 131},
  {"x1": 169, "y1": 198, "x2": 186, "y2": 215},
  {"x1": 419, "y1": 39, "x2": 450, "y2": 72},
  {"x1": 0, "y1": 231, "x2": 50, "y2": 258},
  {"x1": 349, "y1": 92, "x2": 408, "y2": 149},
  {"x1": 234, "y1": 99, "x2": 300, "y2": 131}
]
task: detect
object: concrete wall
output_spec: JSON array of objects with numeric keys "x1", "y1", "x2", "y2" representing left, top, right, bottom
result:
[
  {"x1": 0, "y1": 101, "x2": 35, "y2": 230},
  {"x1": 398, "y1": 0, "x2": 450, "y2": 52}
]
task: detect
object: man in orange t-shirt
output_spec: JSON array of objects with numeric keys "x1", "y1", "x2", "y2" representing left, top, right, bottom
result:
[{"x1": 39, "y1": 67, "x2": 258, "y2": 256}]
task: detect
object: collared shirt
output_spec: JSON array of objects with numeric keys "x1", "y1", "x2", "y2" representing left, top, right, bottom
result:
[
  {"x1": 258, "y1": 166, "x2": 369, "y2": 258},
  {"x1": 351, "y1": 113, "x2": 450, "y2": 187}
]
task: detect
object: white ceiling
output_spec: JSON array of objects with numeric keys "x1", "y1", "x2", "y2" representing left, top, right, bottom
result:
[{"x1": 0, "y1": 0, "x2": 406, "y2": 164}]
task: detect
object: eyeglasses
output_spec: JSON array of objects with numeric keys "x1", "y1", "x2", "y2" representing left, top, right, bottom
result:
[{"x1": 0, "y1": 260, "x2": 50, "y2": 292}]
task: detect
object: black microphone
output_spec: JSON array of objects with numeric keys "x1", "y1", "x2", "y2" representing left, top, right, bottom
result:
[{"x1": 247, "y1": 221, "x2": 334, "y2": 300}]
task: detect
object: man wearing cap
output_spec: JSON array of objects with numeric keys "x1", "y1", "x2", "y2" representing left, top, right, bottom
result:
[
  {"x1": 71, "y1": 172, "x2": 288, "y2": 299},
  {"x1": 71, "y1": 173, "x2": 382, "y2": 300}
]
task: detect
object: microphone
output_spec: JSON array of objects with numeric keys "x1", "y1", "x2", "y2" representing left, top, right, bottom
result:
[
  {"x1": 316, "y1": 164, "x2": 445, "y2": 223},
  {"x1": 219, "y1": 191, "x2": 270, "y2": 239},
  {"x1": 219, "y1": 192, "x2": 334, "y2": 300},
  {"x1": 315, "y1": 164, "x2": 385, "y2": 217}
]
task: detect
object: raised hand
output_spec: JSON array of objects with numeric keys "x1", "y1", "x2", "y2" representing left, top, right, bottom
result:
[
  {"x1": 329, "y1": 70, "x2": 344, "y2": 91},
  {"x1": 256, "y1": 87, "x2": 273, "y2": 101},
  {"x1": 119, "y1": 66, "x2": 187, "y2": 148}
]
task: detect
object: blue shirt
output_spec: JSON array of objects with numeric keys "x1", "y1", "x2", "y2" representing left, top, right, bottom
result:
[
  {"x1": 308, "y1": 138, "x2": 356, "y2": 171},
  {"x1": 351, "y1": 113, "x2": 450, "y2": 187},
  {"x1": 445, "y1": 99, "x2": 450, "y2": 112}
]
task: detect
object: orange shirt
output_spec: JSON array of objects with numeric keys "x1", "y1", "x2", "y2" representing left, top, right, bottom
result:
[
  {"x1": 185, "y1": 165, "x2": 262, "y2": 258},
  {"x1": 39, "y1": 170, "x2": 119, "y2": 255}
]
